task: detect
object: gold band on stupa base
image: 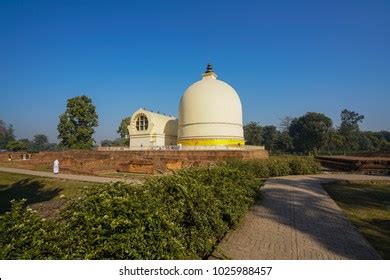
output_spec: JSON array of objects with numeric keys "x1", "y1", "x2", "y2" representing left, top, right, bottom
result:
[{"x1": 177, "y1": 138, "x2": 245, "y2": 146}]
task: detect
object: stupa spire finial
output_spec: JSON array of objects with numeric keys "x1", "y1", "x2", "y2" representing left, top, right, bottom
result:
[
  {"x1": 205, "y1": 63, "x2": 213, "y2": 73},
  {"x1": 202, "y1": 63, "x2": 217, "y2": 79}
]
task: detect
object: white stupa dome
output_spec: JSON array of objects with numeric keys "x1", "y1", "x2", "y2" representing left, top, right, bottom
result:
[{"x1": 178, "y1": 64, "x2": 244, "y2": 146}]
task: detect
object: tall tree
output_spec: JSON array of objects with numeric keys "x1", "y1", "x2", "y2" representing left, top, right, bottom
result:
[
  {"x1": 289, "y1": 112, "x2": 333, "y2": 153},
  {"x1": 274, "y1": 131, "x2": 293, "y2": 153},
  {"x1": 273, "y1": 117, "x2": 294, "y2": 153},
  {"x1": 30, "y1": 134, "x2": 49, "y2": 151},
  {"x1": 325, "y1": 129, "x2": 345, "y2": 152},
  {"x1": 243, "y1": 121, "x2": 263, "y2": 146},
  {"x1": 0, "y1": 120, "x2": 15, "y2": 149},
  {"x1": 262, "y1": 125, "x2": 278, "y2": 153},
  {"x1": 339, "y1": 109, "x2": 364, "y2": 134},
  {"x1": 279, "y1": 116, "x2": 293, "y2": 132},
  {"x1": 57, "y1": 95, "x2": 98, "y2": 149},
  {"x1": 338, "y1": 109, "x2": 364, "y2": 151},
  {"x1": 117, "y1": 117, "x2": 131, "y2": 146}
]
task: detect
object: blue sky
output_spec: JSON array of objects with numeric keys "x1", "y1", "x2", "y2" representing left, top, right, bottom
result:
[{"x1": 1, "y1": 0, "x2": 389, "y2": 143}]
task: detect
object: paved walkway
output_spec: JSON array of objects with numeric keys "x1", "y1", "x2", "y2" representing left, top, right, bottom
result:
[
  {"x1": 212, "y1": 173, "x2": 390, "y2": 260},
  {"x1": 0, "y1": 167, "x2": 139, "y2": 184}
]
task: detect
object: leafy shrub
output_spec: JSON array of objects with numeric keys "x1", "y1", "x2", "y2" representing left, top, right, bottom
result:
[
  {"x1": 226, "y1": 156, "x2": 320, "y2": 178},
  {"x1": 58, "y1": 183, "x2": 187, "y2": 259},
  {"x1": 0, "y1": 165, "x2": 260, "y2": 260},
  {"x1": 0, "y1": 200, "x2": 63, "y2": 259},
  {"x1": 288, "y1": 157, "x2": 320, "y2": 175},
  {"x1": 144, "y1": 166, "x2": 260, "y2": 258},
  {"x1": 0, "y1": 157, "x2": 319, "y2": 260},
  {"x1": 224, "y1": 159, "x2": 262, "y2": 177},
  {"x1": 267, "y1": 159, "x2": 291, "y2": 177}
]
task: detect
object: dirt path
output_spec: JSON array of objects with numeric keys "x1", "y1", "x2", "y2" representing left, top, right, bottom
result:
[
  {"x1": 212, "y1": 173, "x2": 390, "y2": 260},
  {"x1": 0, "y1": 167, "x2": 140, "y2": 184}
]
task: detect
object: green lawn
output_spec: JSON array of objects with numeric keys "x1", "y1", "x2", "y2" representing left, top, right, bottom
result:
[
  {"x1": 97, "y1": 171, "x2": 150, "y2": 180},
  {"x1": 0, "y1": 171, "x2": 103, "y2": 218},
  {"x1": 323, "y1": 181, "x2": 390, "y2": 259}
]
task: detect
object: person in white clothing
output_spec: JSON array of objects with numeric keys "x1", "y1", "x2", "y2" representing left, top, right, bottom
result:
[{"x1": 53, "y1": 159, "x2": 59, "y2": 174}]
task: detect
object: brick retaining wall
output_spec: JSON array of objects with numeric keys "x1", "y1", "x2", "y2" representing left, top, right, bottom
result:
[{"x1": 0, "y1": 149, "x2": 268, "y2": 174}]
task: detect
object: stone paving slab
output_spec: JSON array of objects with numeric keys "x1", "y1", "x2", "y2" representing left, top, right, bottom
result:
[{"x1": 212, "y1": 173, "x2": 389, "y2": 260}]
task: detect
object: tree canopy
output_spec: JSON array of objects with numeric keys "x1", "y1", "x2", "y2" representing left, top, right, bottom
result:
[
  {"x1": 243, "y1": 121, "x2": 263, "y2": 146},
  {"x1": 6, "y1": 140, "x2": 28, "y2": 151},
  {"x1": 262, "y1": 125, "x2": 278, "y2": 152},
  {"x1": 289, "y1": 112, "x2": 333, "y2": 153},
  {"x1": 117, "y1": 116, "x2": 131, "y2": 146},
  {"x1": 339, "y1": 109, "x2": 364, "y2": 134},
  {"x1": 57, "y1": 95, "x2": 98, "y2": 149},
  {"x1": 338, "y1": 109, "x2": 365, "y2": 151},
  {"x1": 0, "y1": 120, "x2": 15, "y2": 150},
  {"x1": 30, "y1": 134, "x2": 49, "y2": 151}
]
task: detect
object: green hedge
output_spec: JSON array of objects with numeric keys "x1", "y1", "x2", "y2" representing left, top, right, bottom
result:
[
  {"x1": 0, "y1": 165, "x2": 260, "y2": 259},
  {"x1": 0, "y1": 157, "x2": 320, "y2": 260},
  {"x1": 225, "y1": 157, "x2": 320, "y2": 178}
]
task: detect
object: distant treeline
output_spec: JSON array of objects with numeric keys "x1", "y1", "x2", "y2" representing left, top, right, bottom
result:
[
  {"x1": 244, "y1": 109, "x2": 390, "y2": 155},
  {"x1": 2, "y1": 108, "x2": 389, "y2": 155},
  {"x1": 0, "y1": 120, "x2": 59, "y2": 152}
]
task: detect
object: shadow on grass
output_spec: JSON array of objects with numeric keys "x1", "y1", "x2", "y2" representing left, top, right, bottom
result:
[
  {"x1": 323, "y1": 181, "x2": 390, "y2": 259},
  {"x1": 0, "y1": 179, "x2": 61, "y2": 214},
  {"x1": 323, "y1": 181, "x2": 390, "y2": 209}
]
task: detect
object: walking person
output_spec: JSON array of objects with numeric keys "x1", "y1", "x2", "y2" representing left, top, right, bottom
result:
[{"x1": 53, "y1": 159, "x2": 59, "y2": 174}]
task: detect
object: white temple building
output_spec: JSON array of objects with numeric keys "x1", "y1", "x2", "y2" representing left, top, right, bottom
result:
[
  {"x1": 127, "y1": 64, "x2": 246, "y2": 149},
  {"x1": 128, "y1": 108, "x2": 178, "y2": 147}
]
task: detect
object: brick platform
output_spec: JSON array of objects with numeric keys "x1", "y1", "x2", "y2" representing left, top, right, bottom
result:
[
  {"x1": 0, "y1": 149, "x2": 268, "y2": 175},
  {"x1": 316, "y1": 155, "x2": 390, "y2": 173}
]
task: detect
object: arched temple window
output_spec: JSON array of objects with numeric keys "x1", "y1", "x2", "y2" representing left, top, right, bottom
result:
[{"x1": 135, "y1": 114, "x2": 149, "y2": 131}]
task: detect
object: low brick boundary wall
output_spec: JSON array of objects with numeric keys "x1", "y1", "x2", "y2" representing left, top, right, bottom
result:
[
  {"x1": 316, "y1": 155, "x2": 390, "y2": 174},
  {"x1": 0, "y1": 149, "x2": 268, "y2": 174}
]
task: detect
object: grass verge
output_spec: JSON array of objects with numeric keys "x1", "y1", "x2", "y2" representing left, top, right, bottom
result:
[
  {"x1": 323, "y1": 181, "x2": 390, "y2": 259},
  {"x1": 0, "y1": 171, "x2": 103, "y2": 218}
]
